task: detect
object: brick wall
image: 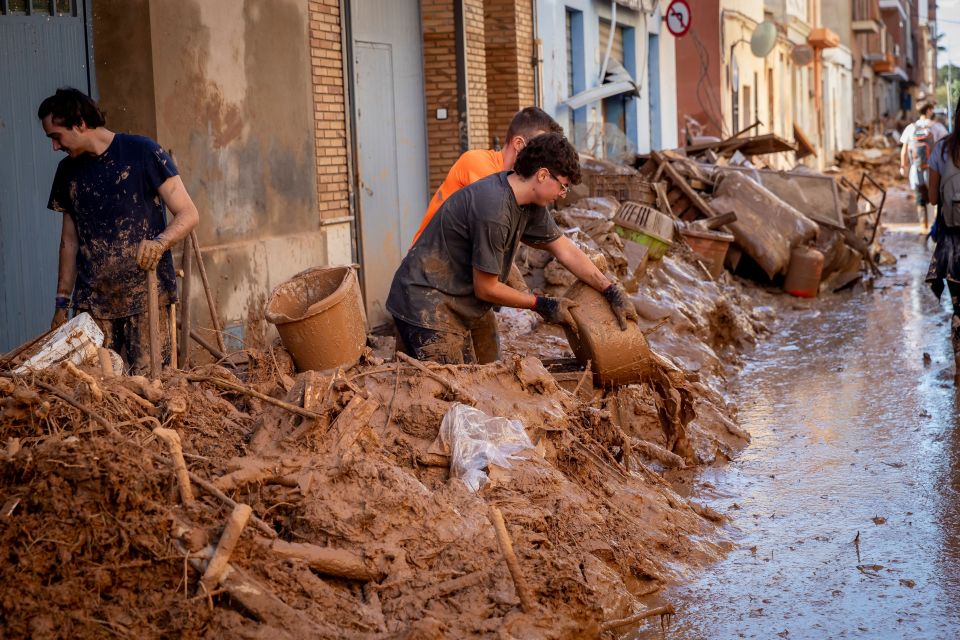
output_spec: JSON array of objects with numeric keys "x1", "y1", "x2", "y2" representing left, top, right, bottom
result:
[
  {"x1": 464, "y1": 0, "x2": 490, "y2": 149},
  {"x1": 484, "y1": 0, "x2": 536, "y2": 143},
  {"x1": 308, "y1": 0, "x2": 350, "y2": 219},
  {"x1": 422, "y1": 0, "x2": 462, "y2": 191}
]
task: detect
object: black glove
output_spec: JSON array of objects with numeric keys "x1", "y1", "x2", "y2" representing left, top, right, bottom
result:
[
  {"x1": 534, "y1": 295, "x2": 578, "y2": 334},
  {"x1": 602, "y1": 283, "x2": 638, "y2": 330}
]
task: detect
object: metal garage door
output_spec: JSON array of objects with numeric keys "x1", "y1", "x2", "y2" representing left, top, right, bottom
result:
[{"x1": 0, "y1": 0, "x2": 94, "y2": 352}]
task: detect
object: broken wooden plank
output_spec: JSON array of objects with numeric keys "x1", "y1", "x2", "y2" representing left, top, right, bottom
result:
[
  {"x1": 651, "y1": 151, "x2": 718, "y2": 220},
  {"x1": 255, "y1": 536, "x2": 381, "y2": 581}
]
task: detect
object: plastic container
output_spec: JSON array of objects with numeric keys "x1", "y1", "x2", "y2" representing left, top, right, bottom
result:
[
  {"x1": 784, "y1": 246, "x2": 824, "y2": 298},
  {"x1": 614, "y1": 202, "x2": 674, "y2": 260},
  {"x1": 680, "y1": 227, "x2": 734, "y2": 278},
  {"x1": 13, "y1": 312, "x2": 103, "y2": 373},
  {"x1": 265, "y1": 265, "x2": 367, "y2": 371},
  {"x1": 561, "y1": 280, "x2": 656, "y2": 387}
]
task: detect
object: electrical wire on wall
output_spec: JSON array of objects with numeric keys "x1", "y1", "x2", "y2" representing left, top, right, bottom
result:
[{"x1": 689, "y1": 25, "x2": 727, "y2": 137}]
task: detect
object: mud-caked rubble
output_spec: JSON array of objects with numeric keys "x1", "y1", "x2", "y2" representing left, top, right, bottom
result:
[
  {"x1": 0, "y1": 143, "x2": 884, "y2": 638},
  {"x1": 1, "y1": 330, "x2": 745, "y2": 639}
]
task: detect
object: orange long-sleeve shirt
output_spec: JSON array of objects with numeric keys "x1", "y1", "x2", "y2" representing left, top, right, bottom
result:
[{"x1": 412, "y1": 149, "x2": 504, "y2": 244}]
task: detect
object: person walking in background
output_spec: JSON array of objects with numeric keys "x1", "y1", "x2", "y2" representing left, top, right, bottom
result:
[
  {"x1": 901, "y1": 101, "x2": 949, "y2": 229},
  {"x1": 38, "y1": 88, "x2": 199, "y2": 374},
  {"x1": 925, "y1": 98, "x2": 960, "y2": 381}
]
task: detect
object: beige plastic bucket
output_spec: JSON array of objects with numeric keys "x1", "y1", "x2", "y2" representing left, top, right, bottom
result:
[
  {"x1": 265, "y1": 265, "x2": 367, "y2": 372},
  {"x1": 561, "y1": 280, "x2": 656, "y2": 387}
]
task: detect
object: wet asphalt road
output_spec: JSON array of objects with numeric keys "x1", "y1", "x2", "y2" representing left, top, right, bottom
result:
[{"x1": 635, "y1": 228, "x2": 960, "y2": 639}]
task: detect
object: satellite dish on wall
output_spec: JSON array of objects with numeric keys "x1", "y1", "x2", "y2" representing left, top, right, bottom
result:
[
  {"x1": 790, "y1": 44, "x2": 815, "y2": 66},
  {"x1": 750, "y1": 21, "x2": 778, "y2": 58}
]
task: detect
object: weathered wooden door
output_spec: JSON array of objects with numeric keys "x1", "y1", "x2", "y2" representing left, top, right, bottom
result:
[
  {"x1": 0, "y1": 0, "x2": 93, "y2": 352},
  {"x1": 350, "y1": 0, "x2": 428, "y2": 328}
]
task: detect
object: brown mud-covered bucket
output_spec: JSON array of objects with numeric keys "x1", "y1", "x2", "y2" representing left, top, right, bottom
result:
[
  {"x1": 561, "y1": 280, "x2": 655, "y2": 387},
  {"x1": 265, "y1": 265, "x2": 367, "y2": 372},
  {"x1": 784, "y1": 246, "x2": 824, "y2": 298}
]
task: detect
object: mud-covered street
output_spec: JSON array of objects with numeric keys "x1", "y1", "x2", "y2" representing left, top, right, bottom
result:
[{"x1": 636, "y1": 226, "x2": 960, "y2": 639}]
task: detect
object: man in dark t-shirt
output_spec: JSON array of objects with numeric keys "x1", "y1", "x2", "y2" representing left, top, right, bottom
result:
[
  {"x1": 38, "y1": 88, "x2": 199, "y2": 374},
  {"x1": 387, "y1": 133, "x2": 637, "y2": 364}
]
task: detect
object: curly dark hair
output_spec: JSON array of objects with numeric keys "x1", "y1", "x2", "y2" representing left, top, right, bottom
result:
[
  {"x1": 513, "y1": 132, "x2": 581, "y2": 185},
  {"x1": 37, "y1": 88, "x2": 106, "y2": 129}
]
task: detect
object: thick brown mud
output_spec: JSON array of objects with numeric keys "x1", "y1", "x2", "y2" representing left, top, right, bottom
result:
[{"x1": 635, "y1": 228, "x2": 960, "y2": 638}]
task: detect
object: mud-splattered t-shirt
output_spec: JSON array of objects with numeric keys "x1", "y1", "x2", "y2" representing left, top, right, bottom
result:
[
  {"x1": 387, "y1": 171, "x2": 561, "y2": 334},
  {"x1": 48, "y1": 133, "x2": 179, "y2": 319}
]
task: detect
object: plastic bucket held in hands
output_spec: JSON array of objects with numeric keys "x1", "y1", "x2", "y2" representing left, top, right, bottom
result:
[{"x1": 265, "y1": 265, "x2": 367, "y2": 372}]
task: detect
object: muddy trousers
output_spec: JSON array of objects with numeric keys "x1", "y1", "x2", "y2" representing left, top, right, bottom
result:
[
  {"x1": 84, "y1": 306, "x2": 172, "y2": 375},
  {"x1": 394, "y1": 312, "x2": 500, "y2": 365}
]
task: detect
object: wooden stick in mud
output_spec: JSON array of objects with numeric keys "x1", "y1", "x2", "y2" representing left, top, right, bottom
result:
[
  {"x1": 190, "y1": 231, "x2": 227, "y2": 354},
  {"x1": 395, "y1": 352, "x2": 476, "y2": 405},
  {"x1": 600, "y1": 604, "x2": 675, "y2": 632},
  {"x1": 146, "y1": 268, "x2": 161, "y2": 379},
  {"x1": 179, "y1": 236, "x2": 193, "y2": 367},
  {"x1": 189, "y1": 329, "x2": 227, "y2": 361},
  {"x1": 169, "y1": 303, "x2": 178, "y2": 369},
  {"x1": 177, "y1": 465, "x2": 277, "y2": 540},
  {"x1": 64, "y1": 361, "x2": 103, "y2": 402},
  {"x1": 488, "y1": 506, "x2": 535, "y2": 613},
  {"x1": 254, "y1": 536, "x2": 380, "y2": 581},
  {"x1": 201, "y1": 503, "x2": 253, "y2": 591},
  {"x1": 97, "y1": 347, "x2": 114, "y2": 378},
  {"x1": 185, "y1": 374, "x2": 323, "y2": 420},
  {"x1": 153, "y1": 427, "x2": 194, "y2": 505}
]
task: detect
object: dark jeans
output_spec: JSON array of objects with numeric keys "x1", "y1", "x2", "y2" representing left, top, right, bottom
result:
[{"x1": 83, "y1": 305, "x2": 172, "y2": 375}]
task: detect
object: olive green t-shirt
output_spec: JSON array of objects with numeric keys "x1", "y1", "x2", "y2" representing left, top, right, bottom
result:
[{"x1": 387, "y1": 171, "x2": 561, "y2": 334}]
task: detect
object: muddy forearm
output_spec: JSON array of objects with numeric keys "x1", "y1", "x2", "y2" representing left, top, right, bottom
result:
[
  {"x1": 473, "y1": 270, "x2": 537, "y2": 309},
  {"x1": 57, "y1": 215, "x2": 79, "y2": 298},
  {"x1": 548, "y1": 236, "x2": 610, "y2": 292},
  {"x1": 156, "y1": 175, "x2": 200, "y2": 248}
]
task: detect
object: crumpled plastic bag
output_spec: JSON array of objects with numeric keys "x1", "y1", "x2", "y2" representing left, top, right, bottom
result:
[{"x1": 433, "y1": 403, "x2": 533, "y2": 492}]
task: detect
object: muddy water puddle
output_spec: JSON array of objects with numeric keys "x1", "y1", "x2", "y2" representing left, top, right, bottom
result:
[{"x1": 635, "y1": 230, "x2": 960, "y2": 639}]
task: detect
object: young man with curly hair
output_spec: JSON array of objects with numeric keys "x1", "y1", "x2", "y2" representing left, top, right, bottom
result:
[
  {"x1": 387, "y1": 133, "x2": 637, "y2": 364},
  {"x1": 37, "y1": 88, "x2": 199, "y2": 374}
]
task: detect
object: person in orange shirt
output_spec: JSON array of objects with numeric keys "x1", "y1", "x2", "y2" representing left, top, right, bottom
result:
[
  {"x1": 413, "y1": 107, "x2": 563, "y2": 244},
  {"x1": 410, "y1": 107, "x2": 563, "y2": 364}
]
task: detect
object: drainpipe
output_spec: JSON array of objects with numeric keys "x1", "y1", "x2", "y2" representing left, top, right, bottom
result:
[
  {"x1": 454, "y1": 0, "x2": 469, "y2": 152},
  {"x1": 532, "y1": 0, "x2": 543, "y2": 107},
  {"x1": 338, "y1": 0, "x2": 360, "y2": 267}
]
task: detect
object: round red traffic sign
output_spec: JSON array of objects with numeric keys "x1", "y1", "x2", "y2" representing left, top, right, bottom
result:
[{"x1": 665, "y1": 0, "x2": 691, "y2": 38}]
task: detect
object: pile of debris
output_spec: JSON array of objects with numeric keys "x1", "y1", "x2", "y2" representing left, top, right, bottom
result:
[
  {"x1": 549, "y1": 129, "x2": 888, "y2": 305},
  {"x1": 0, "y1": 131, "x2": 890, "y2": 638},
  {"x1": 0, "y1": 306, "x2": 749, "y2": 639}
]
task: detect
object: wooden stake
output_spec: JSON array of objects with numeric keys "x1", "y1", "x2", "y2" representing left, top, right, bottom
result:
[
  {"x1": 201, "y1": 503, "x2": 253, "y2": 591},
  {"x1": 146, "y1": 268, "x2": 161, "y2": 379},
  {"x1": 153, "y1": 427, "x2": 194, "y2": 505},
  {"x1": 169, "y1": 303, "x2": 178, "y2": 369},
  {"x1": 488, "y1": 506, "x2": 535, "y2": 613},
  {"x1": 255, "y1": 537, "x2": 380, "y2": 581},
  {"x1": 179, "y1": 236, "x2": 193, "y2": 367},
  {"x1": 190, "y1": 231, "x2": 226, "y2": 354}
]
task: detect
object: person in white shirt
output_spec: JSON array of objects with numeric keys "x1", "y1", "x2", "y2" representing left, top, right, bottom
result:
[{"x1": 900, "y1": 102, "x2": 949, "y2": 228}]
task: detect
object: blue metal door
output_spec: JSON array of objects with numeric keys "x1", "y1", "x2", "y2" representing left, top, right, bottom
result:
[{"x1": 0, "y1": 0, "x2": 93, "y2": 352}]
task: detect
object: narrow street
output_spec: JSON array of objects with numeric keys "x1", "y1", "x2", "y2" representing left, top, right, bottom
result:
[{"x1": 637, "y1": 222, "x2": 960, "y2": 638}]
